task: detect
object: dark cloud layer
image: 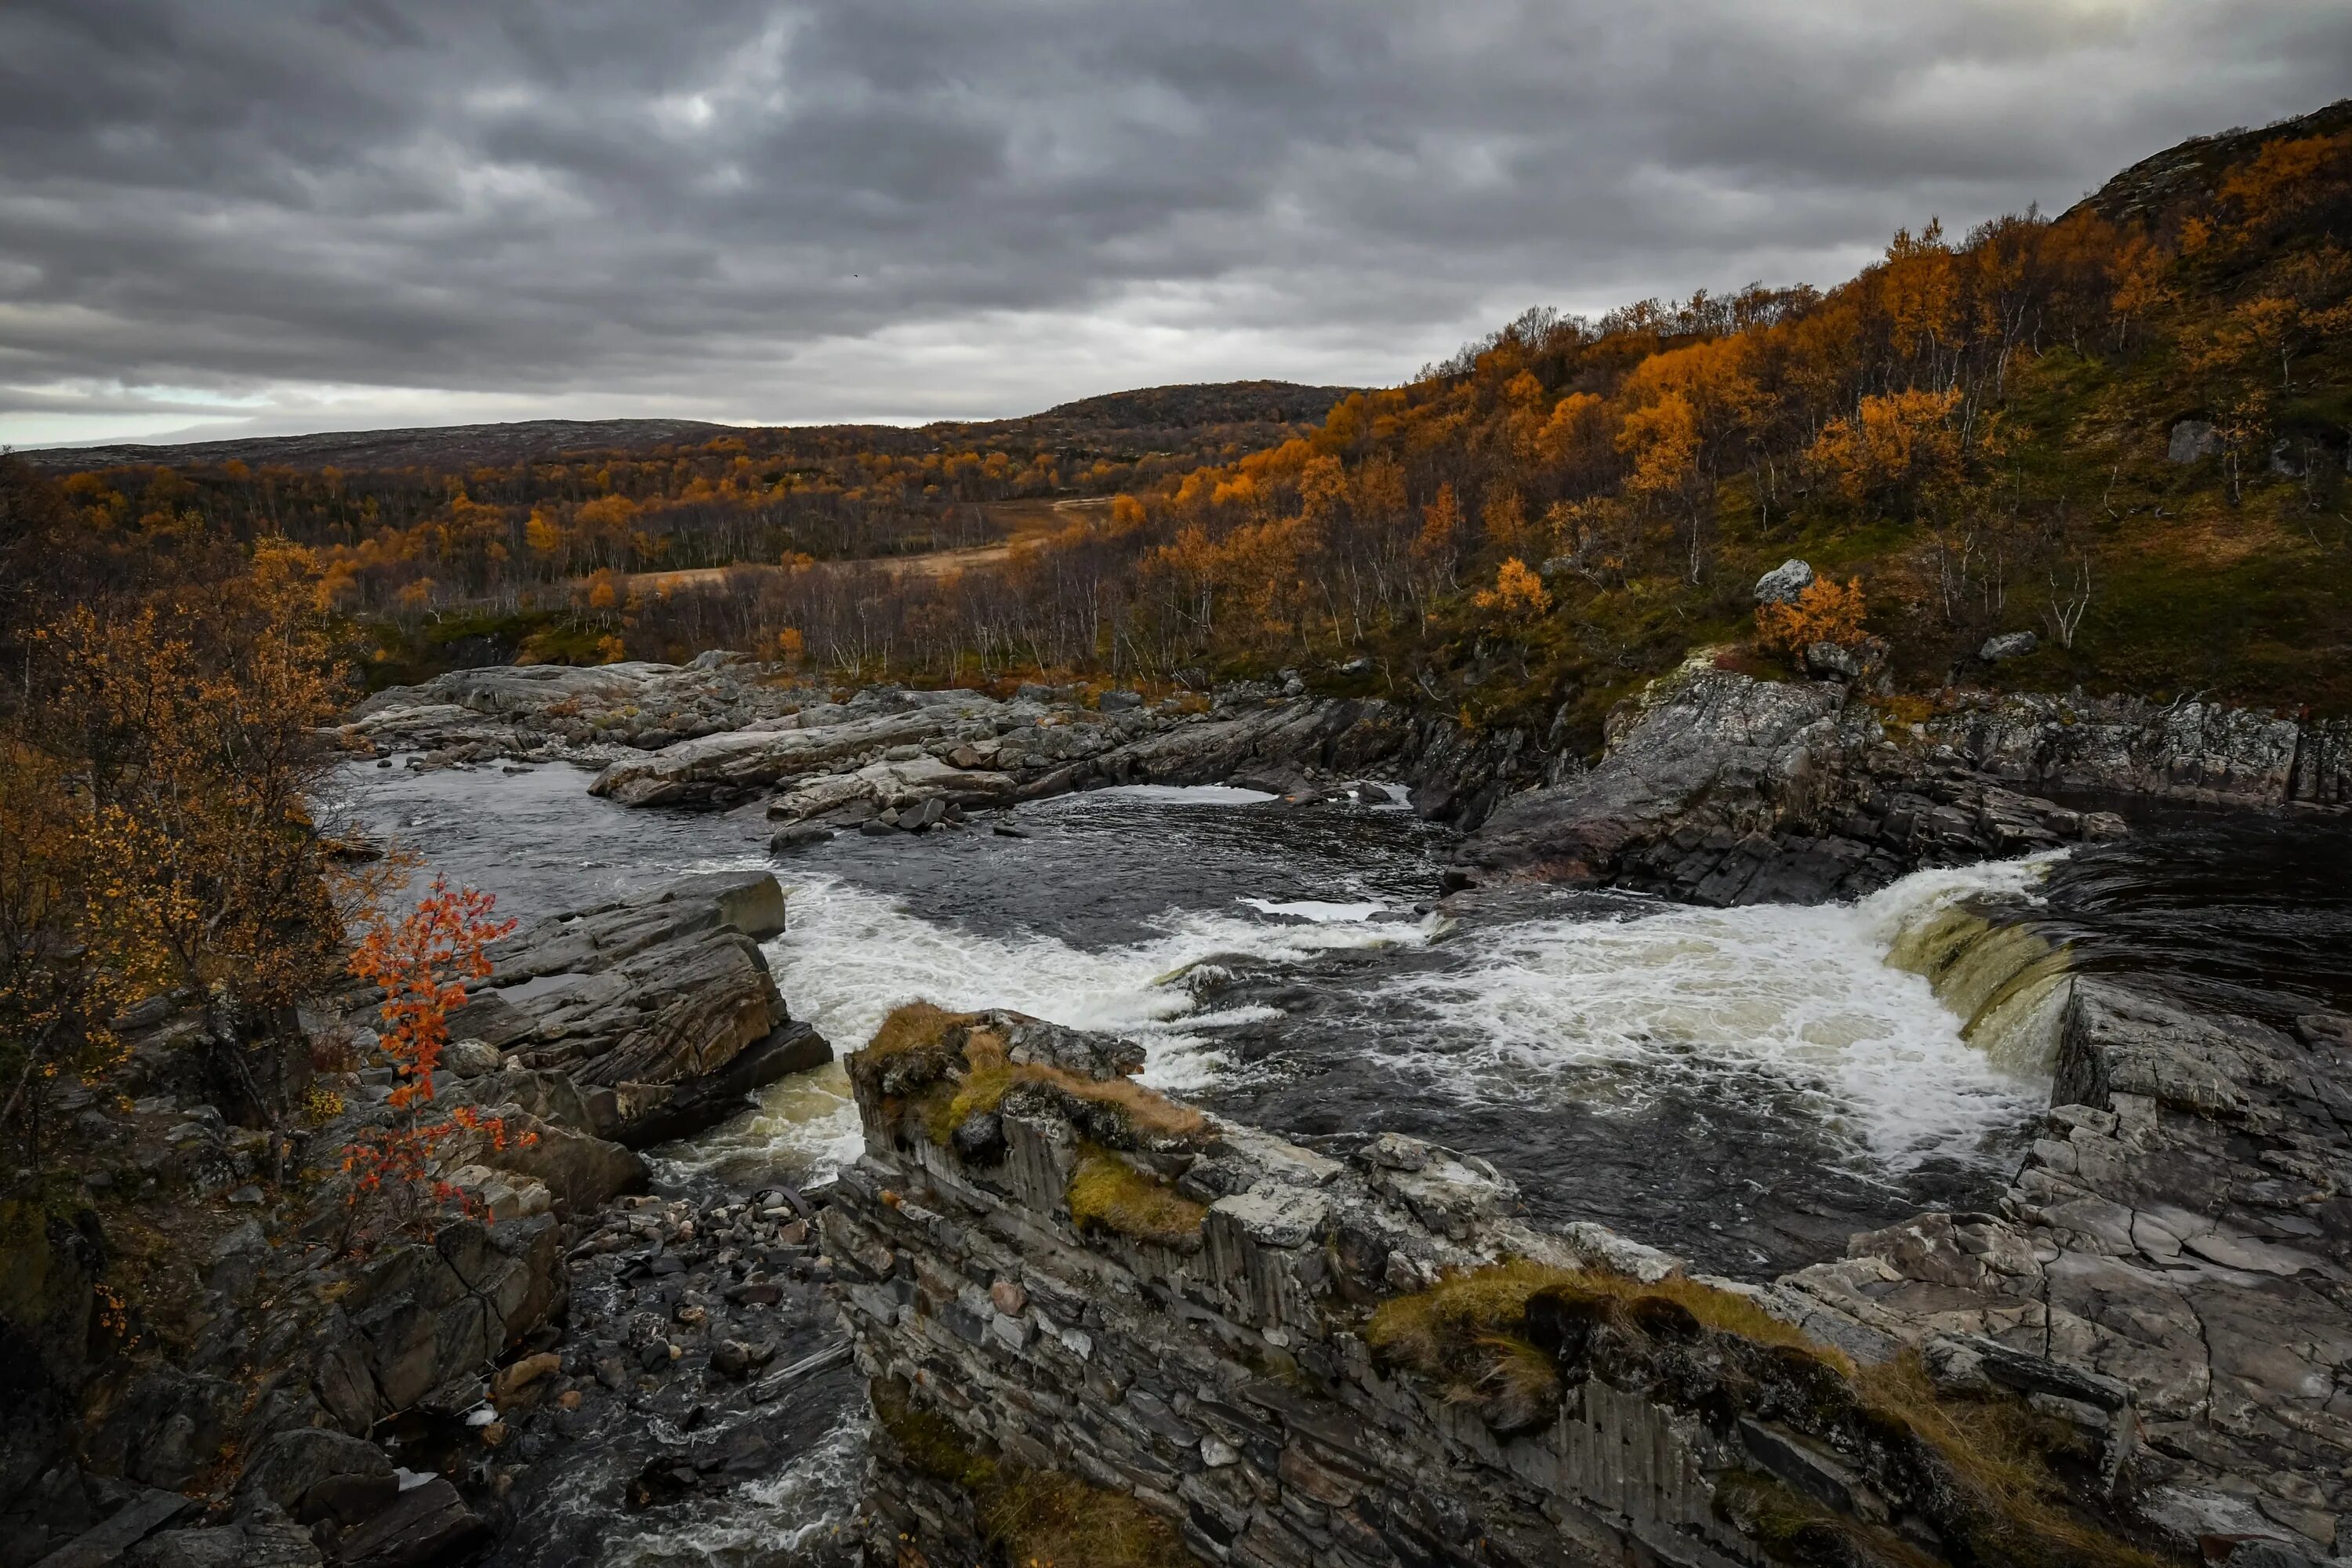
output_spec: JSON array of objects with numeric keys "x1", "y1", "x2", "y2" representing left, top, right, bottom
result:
[{"x1": 2, "y1": 0, "x2": 2347, "y2": 444}]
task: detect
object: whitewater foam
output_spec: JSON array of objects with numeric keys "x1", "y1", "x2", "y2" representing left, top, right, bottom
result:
[
  {"x1": 1063, "y1": 783, "x2": 1278, "y2": 806},
  {"x1": 593, "y1": 1413, "x2": 869, "y2": 1566},
  {"x1": 768, "y1": 874, "x2": 1428, "y2": 1082},
  {"x1": 1369, "y1": 855, "x2": 2063, "y2": 1169},
  {"x1": 1239, "y1": 896, "x2": 1389, "y2": 922}
]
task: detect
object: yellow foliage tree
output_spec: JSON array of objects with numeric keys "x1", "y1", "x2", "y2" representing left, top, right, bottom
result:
[
  {"x1": 1755, "y1": 576, "x2": 1868, "y2": 654},
  {"x1": 1472, "y1": 558, "x2": 1552, "y2": 619},
  {"x1": 1806, "y1": 387, "x2": 1964, "y2": 515}
]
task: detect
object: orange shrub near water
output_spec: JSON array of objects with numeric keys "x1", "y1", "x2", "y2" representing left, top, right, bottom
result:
[{"x1": 339, "y1": 877, "x2": 528, "y2": 1247}]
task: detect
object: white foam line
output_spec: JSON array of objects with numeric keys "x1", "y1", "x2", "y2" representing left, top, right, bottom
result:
[
  {"x1": 1370, "y1": 855, "x2": 2063, "y2": 1168},
  {"x1": 1046, "y1": 782, "x2": 1279, "y2": 806},
  {"x1": 767, "y1": 875, "x2": 1425, "y2": 1090},
  {"x1": 1240, "y1": 896, "x2": 1388, "y2": 923}
]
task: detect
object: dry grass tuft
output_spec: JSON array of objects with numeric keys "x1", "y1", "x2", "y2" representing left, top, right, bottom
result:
[
  {"x1": 1066, "y1": 1147, "x2": 1207, "y2": 1245},
  {"x1": 1853, "y1": 1353, "x2": 2165, "y2": 1568},
  {"x1": 1365, "y1": 1257, "x2": 1571, "y2": 1374},
  {"x1": 874, "y1": 1377, "x2": 1189, "y2": 1568},
  {"x1": 865, "y1": 1000, "x2": 978, "y2": 1061},
  {"x1": 982, "y1": 1468, "x2": 1191, "y2": 1568},
  {"x1": 1368, "y1": 1260, "x2": 2162, "y2": 1568}
]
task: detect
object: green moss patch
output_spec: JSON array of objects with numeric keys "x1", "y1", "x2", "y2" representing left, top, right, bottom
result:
[
  {"x1": 1066, "y1": 1146, "x2": 1207, "y2": 1247},
  {"x1": 873, "y1": 1377, "x2": 1188, "y2": 1568}
]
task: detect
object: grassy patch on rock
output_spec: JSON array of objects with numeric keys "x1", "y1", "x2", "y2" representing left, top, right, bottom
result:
[
  {"x1": 1065, "y1": 1145, "x2": 1207, "y2": 1247},
  {"x1": 1367, "y1": 1260, "x2": 2162, "y2": 1568},
  {"x1": 873, "y1": 1377, "x2": 1188, "y2": 1568},
  {"x1": 849, "y1": 1000, "x2": 1207, "y2": 1155}
]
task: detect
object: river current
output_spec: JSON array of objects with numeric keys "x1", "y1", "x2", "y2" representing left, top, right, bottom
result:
[{"x1": 327, "y1": 757, "x2": 2352, "y2": 1566}]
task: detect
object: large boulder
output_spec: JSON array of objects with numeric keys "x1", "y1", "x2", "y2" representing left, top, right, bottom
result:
[
  {"x1": 1461, "y1": 662, "x2": 1857, "y2": 885},
  {"x1": 444, "y1": 1112, "x2": 647, "y2": 1214},
  {"x1": 444, "y1": 873, "x2": 833, "y2": 1145},
  {"x1": 234, "y1": 1427, "x2": 397, "y2": 1528},
  {"x1": 589, "y1": 704, "x2": 995, "y2": 808},
  {"x1": 126, "y1": 1503, "x2": 321, "y2": 1568},
  {"x1": 337, "y1": 1217, "x2": 562, "y2": 1417},
  {"x1": 329, "y1": 1476, "x2": 488, "y2": 1568},
  {"x1": 1753, "y1": 558, "x2": 1815, "y2": 604},
  {"x1": 1456, "y1": 661, "x2": 2106, "y2": 902},
  {"x1": 1977, "y1": 630, "x2": 2039, "y2": 662}
]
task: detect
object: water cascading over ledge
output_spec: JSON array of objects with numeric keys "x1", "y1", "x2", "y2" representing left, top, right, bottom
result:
[
  {"x1": 821, "y1": 1004, "x2": 2161, "y2": 1568},
  {"x1": 1882, "y1": 882, "x2": 2078, "y2": 1080}
]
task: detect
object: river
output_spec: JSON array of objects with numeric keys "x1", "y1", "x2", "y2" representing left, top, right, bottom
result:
[{"x1": 325, "y1": 757, "x2": 2352, "y2": 1566}]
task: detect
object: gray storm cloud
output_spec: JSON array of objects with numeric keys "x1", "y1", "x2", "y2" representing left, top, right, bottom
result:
[{"x1": 2, "y1": 0, "x2": 2347, "y2": 445}]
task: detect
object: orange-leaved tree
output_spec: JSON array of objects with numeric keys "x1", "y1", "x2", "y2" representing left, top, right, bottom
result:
[
  {"x1": 340, "y1": 878, "x2": 528, "y2": 1247},
  {"x1": 1756, "y1": 577, "x2": 1869, "y2": 654},
  {"x1": 1473, "y1": 558, "x2": 1553, "y2": 619}
]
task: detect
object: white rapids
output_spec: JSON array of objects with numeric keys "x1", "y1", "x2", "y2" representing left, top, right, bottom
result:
[
  {"x1": 1367, "y1": 855, "x2": 2062, "y2": 1171},
  {"x1": 677, "y1": 849, "x2": 2064, "y2": 1191}
]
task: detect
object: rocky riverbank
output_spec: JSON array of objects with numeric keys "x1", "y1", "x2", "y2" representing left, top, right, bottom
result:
[
  {"x1": 343, "y1": 653, "x2": 2346, "y2": 895},
  {"x1": 340, "y1": 659, "x2": 1572, "y2": 829},
  {"x1": 827, "y1": 958, "x2": 2352, "y2": 1565},
  {"x1": 1, "y1": 872, "x2": 854, "y2": 1568},
  {"x1": 16, "y1": 648, "x2": 2350, "y2": 1568}
]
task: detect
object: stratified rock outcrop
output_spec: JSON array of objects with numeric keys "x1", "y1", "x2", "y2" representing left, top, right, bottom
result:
[
  {"x1": 829, "y1": 966, "x2": 2352, "y2": 1565},
  {"x1": 822, "y1": 1003, "x2": 2255, "y2": 1566},
  {"x1": 1926, "y1": 690, "x2": 2352, "y2": 809},
  {"x1": 1792, "y1": 978, "x2": 2352, "y2": 1556},
  {"x1": 341, "y1": 653, "x2": 804, "y2": 773},
  {"x1": 591, "y1": 687, "x2": 1427, "y2": 816},
  {"x1": 1459, "y1": 659, "x2": 2123, "y2": 902},
  {"x1": 425, "y1": 869, "x2": 828, "y2": 1148}
]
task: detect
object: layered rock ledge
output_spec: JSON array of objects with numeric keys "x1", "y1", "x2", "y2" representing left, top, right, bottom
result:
[
  {"x1": 342, "y1": 655, "x2": 2346, "y2": 898},
  {"x1": 826, "y1": 971, "x2": 2352, "y2": 1565},
  {"x1": 2, "y1": 872, "x2": 841, "y2": 1568}
]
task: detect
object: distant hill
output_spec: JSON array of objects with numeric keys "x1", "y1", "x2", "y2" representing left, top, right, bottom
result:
[
  {"x1": 1016, "y1": 380, "x2": 1362, "y2": 431},
  {"x1": 18, "y1": 381, "x2": 1364, "y2": 475},
  {"x1": 16, "y1": 418, "x2": 740, "y2": 474},
  {"x1": 2067, "y1": 96, "x2": 2352, "y2": 226}
]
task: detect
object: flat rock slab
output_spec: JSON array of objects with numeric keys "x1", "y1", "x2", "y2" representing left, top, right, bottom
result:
[{"x1": 30, "y1": 1488, "x2": 193, "y2": 1568}]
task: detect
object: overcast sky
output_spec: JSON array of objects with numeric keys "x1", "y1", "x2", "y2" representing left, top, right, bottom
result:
[{"x1": 2, "y1": 1, "x2": 2347, "y2": 448}]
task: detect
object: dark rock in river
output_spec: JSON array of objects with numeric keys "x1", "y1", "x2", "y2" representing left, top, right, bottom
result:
[
  {"x1": 440, "y1": 870, "x2": 828, "y2": 1147},
  {"x1": 1460, "y1": 659, "x2": 2117, "y2": 901}
]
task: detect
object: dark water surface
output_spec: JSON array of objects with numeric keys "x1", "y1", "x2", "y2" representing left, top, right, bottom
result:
[
  {"x1": 335, "y1": 760, "x2": 2055, "y2": 1278},
  {"x1": 332, "y1": 757, "x2": 2344, "y2": 1566},
  {"x1": 2038, "y1": 797, "x2": 2352, "y2": 1023}
]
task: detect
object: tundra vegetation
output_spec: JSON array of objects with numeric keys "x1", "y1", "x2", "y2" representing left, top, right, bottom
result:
[{"x1": 35, "y1": 108, "x2": 2345, "y2": 741}]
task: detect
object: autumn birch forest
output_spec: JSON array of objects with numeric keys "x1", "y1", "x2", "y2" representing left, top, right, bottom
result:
[{"x1": 17, "y1": 102, "x2": 2352, "y2": 746}]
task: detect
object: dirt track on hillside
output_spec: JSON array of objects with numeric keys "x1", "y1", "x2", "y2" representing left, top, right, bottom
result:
[{"x1": 623, "y1": 495, "x2": 1111, "y2": 593}]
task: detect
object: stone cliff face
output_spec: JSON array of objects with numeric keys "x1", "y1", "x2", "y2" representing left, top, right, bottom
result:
[
  {"x1": 1457, "y1": 659, "x2": 2348, "y2": 903},
  {"x1": 822, "y1": 965, "x2": 2352, "y2": 1566}
]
